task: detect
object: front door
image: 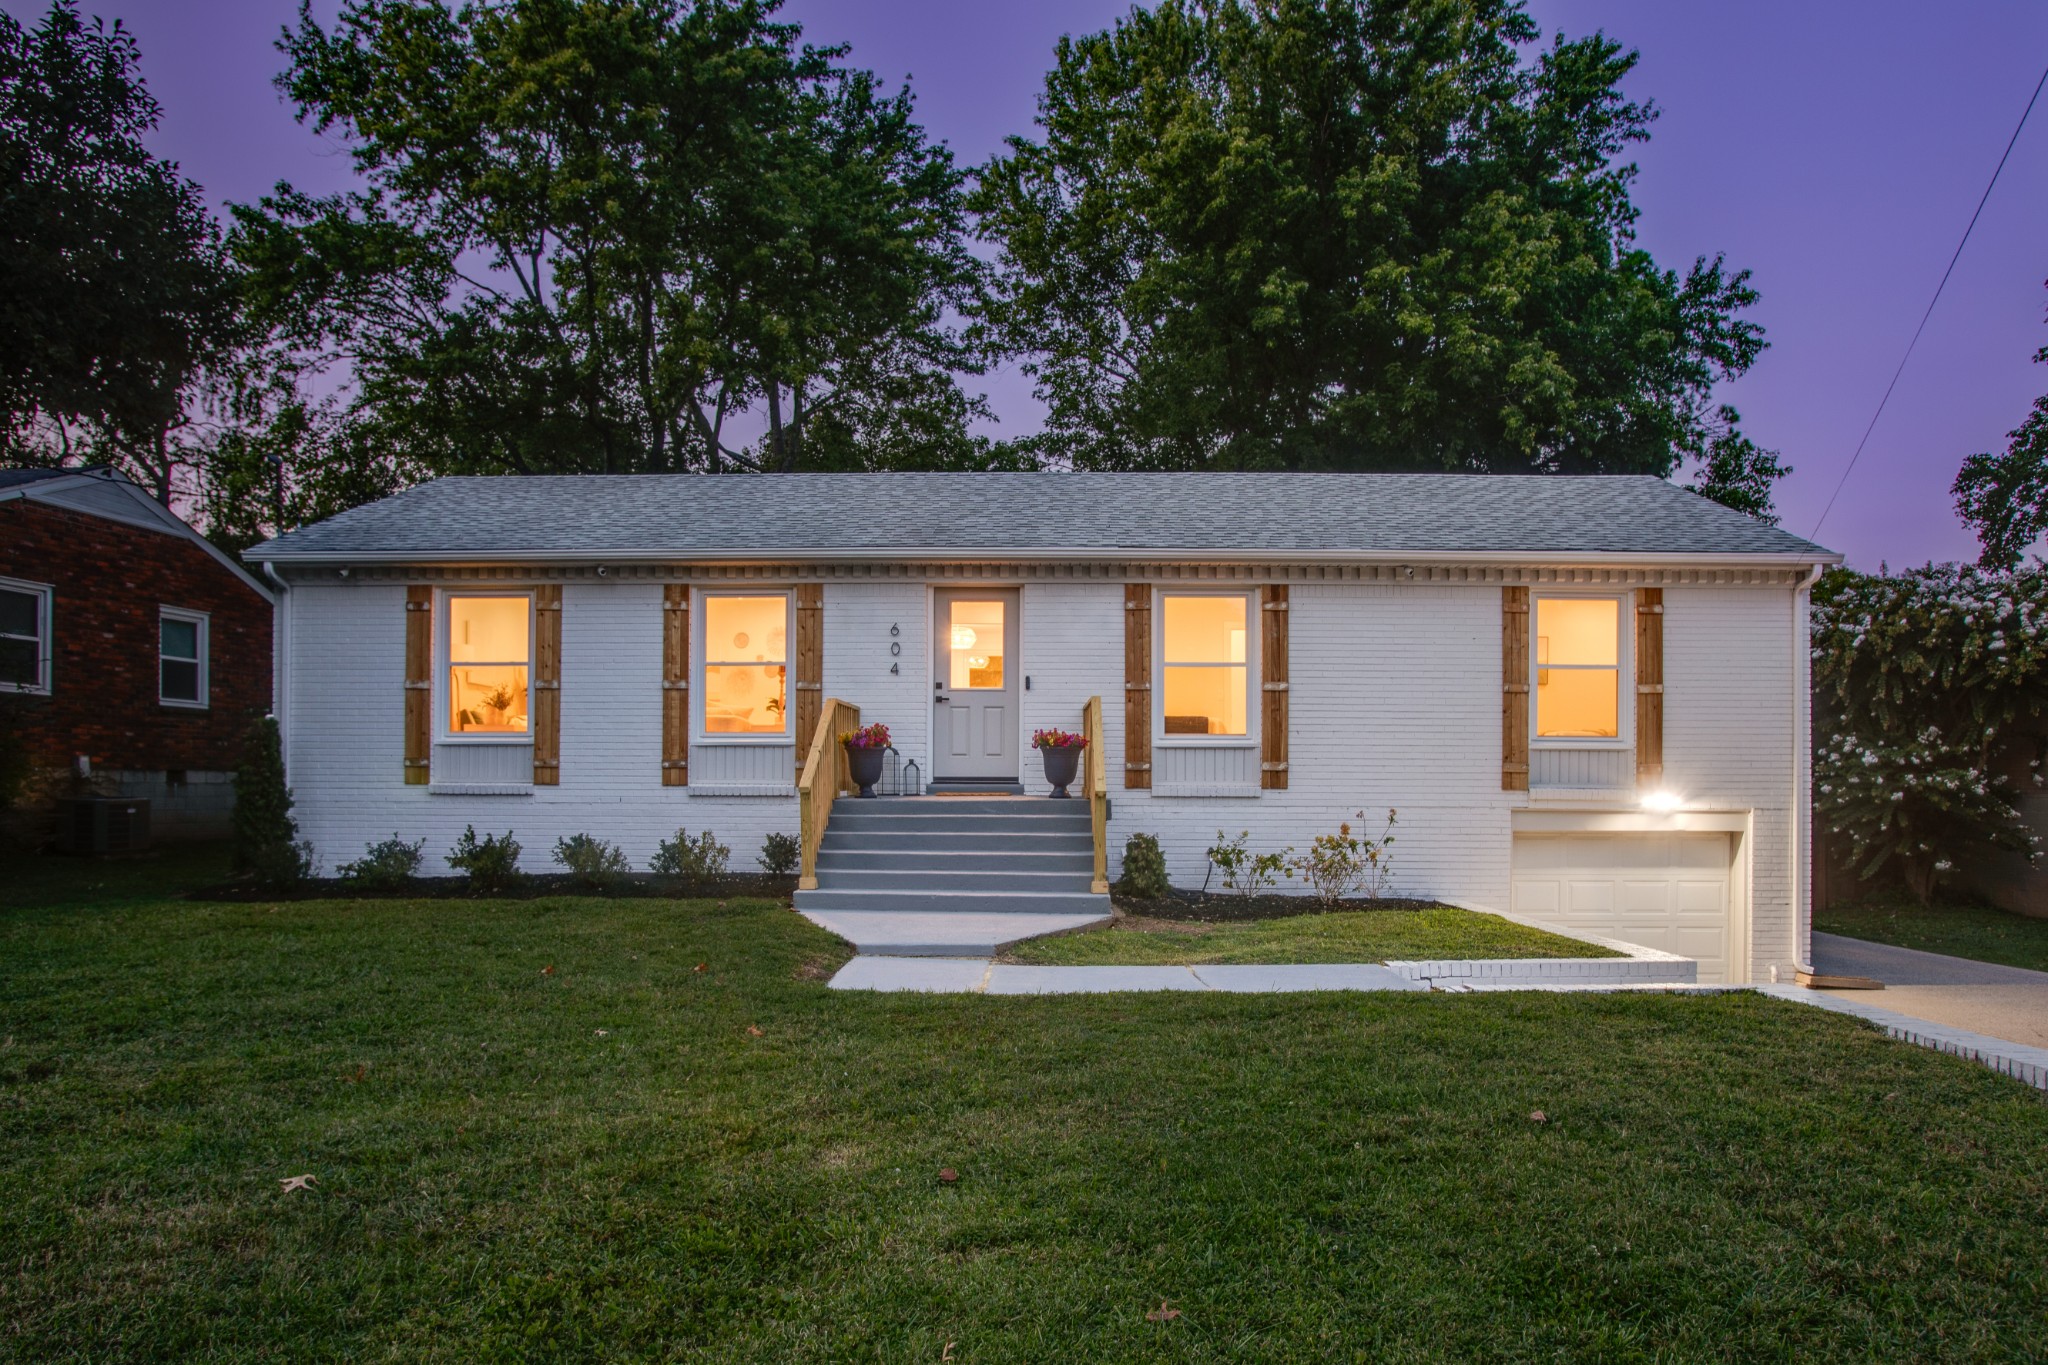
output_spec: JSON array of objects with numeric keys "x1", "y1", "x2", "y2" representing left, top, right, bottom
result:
[{"x1": 932, "y1": 589, "x2": 1020, "y2": 781}]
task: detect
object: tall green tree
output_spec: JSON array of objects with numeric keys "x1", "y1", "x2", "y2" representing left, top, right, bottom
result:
[
  {"x1": 234, "y1": 0, "x2": 989, "y2": 476},
  {"x1": 971, "y1": 0, "x2": 1768, "y2": 484},
  {"x1": 1953, "y1": 313, "x2": 2048, "y2": 570},
  {"x1": 0, "y1": 0, "x2": 237, "y2": 500}
]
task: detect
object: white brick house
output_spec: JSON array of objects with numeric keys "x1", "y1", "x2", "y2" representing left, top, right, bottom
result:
[{"x1": 247, "y1": 472, "x2": 1839, "y2": 984}]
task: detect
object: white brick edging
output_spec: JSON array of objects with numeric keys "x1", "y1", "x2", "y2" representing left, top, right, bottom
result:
[
  {"x1": 1386, "y1": 899, "x2": 1695, "y2": 988},
  {"x1": 1755, "y1": 984, "x2": 2048, "y2": 1092}
]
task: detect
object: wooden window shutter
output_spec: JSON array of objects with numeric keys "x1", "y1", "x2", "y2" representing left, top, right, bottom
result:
[
  {"x1": 1260, "y1": 585, "x2": 1289, "y2": 789},
  {"x1": 661, "y1": 584, "x2": 688, "y2": 786},
  {"x1": 1635, "y1": 588, "x2": 1664, "y2": 786},
  {"x1": 1501, "y1": 586, "x2": 1529, "y2": 791},
  {"x1": 794, "y1": 584, "x2": 823, "y2": 780},
  {"x1": 1124, "y1": 586, "x2": 1151, "y2": 789},
  {"x1": 532, "y1": 585, "x2": 562, "y2": 786},
  {"x1": 404, "y1": 586, "x2": 431, "y2": 785}
]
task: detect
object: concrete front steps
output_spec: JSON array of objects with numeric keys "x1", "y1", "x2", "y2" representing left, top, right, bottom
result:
[{"x1": 794, "y1": 796, "x2": 1110, "y2": 955}]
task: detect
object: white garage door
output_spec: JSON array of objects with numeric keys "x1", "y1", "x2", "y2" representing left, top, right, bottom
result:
[{"x1": 1510, "y1": 833, "x2": 1736, "y2": 983}]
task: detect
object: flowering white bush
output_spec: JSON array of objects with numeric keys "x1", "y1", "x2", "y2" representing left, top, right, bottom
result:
[{"x1": 1813, "y1": 565, "x2": 2048, "y2": 900}]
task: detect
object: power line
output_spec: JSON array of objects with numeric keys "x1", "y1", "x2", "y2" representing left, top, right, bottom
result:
[{"x1": 1809, "y1": 59, "x2": 2048, "y2": 539}]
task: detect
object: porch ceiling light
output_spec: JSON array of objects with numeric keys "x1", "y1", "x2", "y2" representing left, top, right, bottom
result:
[
  {"x1": 1640, "y1": 788, "x2": 1683, "y2": 812},
  {"x1": 951, "y1": 625, "x2": 978, "y2": 650}
]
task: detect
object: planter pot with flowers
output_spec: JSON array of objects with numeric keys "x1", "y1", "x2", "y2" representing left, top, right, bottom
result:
[
  {"x1": 840, "y1": 722, "x2": 891, "y2": 797},
  {"x1": 1032, "y1": 728, "x2": 1087, "y2": 798}
]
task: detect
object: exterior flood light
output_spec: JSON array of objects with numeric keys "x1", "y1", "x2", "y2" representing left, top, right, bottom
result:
[{"x1": 1640, "y1": 789, "x2": 1683, "y2": 812}]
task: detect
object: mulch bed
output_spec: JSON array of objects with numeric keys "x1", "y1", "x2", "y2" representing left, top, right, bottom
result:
[
  {"x1": 1110, "y1": 886, "x2": 1445, "y2": 923},
  {"x1": 189, "y1": 871, "x2": 799, "y2": 903}
]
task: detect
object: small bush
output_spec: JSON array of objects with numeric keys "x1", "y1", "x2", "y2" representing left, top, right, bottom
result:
[
  {"x1": 248, "y1": 838, "x2": 316, "y2": 890},
  {"x1": 447, "y1": 825, "x2": 523, "y2": 893},
  {"x1": 1117, "y1": 832, "x2": 1169, "y2": 899},
  {"x1": 553, "y1": 833, "x2": 632, "y2": 891},
  {"x1": 1206, "y1": 830, "x2": 1290, "y2": 897},
  {"x1": 337, "y1": 834, "x2": 425, "y2": 892},
  {"x1": 758, "y1": 831, "x2": 800, "y2": 877},
  {"x1": 650, "y1": 827, "x2": 730, "y2": 892},
  {"x1": 1289, "y1": 809, "x2": 1398, "y2": 906}
]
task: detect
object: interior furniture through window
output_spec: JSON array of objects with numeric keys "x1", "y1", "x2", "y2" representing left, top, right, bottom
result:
[
  {"x1": 447, "y1": 594, "x2": 530, "y2": 735},
  {"x1": 702, "y1": 593, "x2": 790, "y2": 735},
  {"x1": 1160, "y1": 593, "x2": 1249, "y2": 737}
]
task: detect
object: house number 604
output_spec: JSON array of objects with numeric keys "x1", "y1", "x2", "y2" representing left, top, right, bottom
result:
[{"x1": 889, "y1": 623, "x2": 901, "y2": 673}]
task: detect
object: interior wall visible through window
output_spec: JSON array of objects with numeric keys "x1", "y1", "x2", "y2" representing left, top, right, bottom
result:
[
  {"x1": 702, "y1": 594, "x2": 790, "y2": 736},
  {"x1": 1533, "y1": 596, "x2": 1621, "y2": 739},
  {"x1": 448, "y1": 595, "x2": 531, "y2": 736},
  {"x1": 1160, "y1": 594, "x2": 1249, "y2": 737}
]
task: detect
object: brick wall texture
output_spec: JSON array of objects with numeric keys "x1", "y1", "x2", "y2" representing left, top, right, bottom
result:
[{"x1": 0, "y1": 497, "x2": 272, "y2": 772}]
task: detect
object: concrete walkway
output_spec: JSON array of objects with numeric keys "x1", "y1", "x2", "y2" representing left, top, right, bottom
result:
[
  {"x1": 828, "y1": 957, "x2": 1424, "y2": 994},
  {"x1": 799, "y1": 909, "x2": 1109, "y2": 957},
  {"x1": 1812, "y1": 931, "x2": 2048, "y2": 1051}
]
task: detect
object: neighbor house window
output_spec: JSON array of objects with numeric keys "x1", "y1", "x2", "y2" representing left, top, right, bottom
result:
[
  {"x1": 0, "y1": 578, "x2": 52, "y2": 694},
  {"x1": 1533, "y1": 596, "x2": 1621, "y2": 739},
  {"x1": 1160, "y1": 592, "x2": 1250, "y2": 738},
  {"x1": 702, "y1": 593, "x2": 789, "y2": 736},
  {"x1": 159, "y1": 608, "x2": 209, "y2": 707},
  {"x1": 447, "y1": 594, "x2": 531, "y2": 736}
]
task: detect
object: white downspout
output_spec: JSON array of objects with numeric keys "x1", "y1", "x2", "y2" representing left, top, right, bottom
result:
[
  {"x1": 262, "y1": 561, "x2": 289, "y2": 773},
  {"x1": 1790, "y1": 562, "x2": 1824, "y2": 976}
]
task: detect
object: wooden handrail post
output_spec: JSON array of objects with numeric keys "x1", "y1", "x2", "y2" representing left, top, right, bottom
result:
[
  {"x1": 1084, "y1": 695, "x2": 1109, "y2": 894},
  {"x1": 798, "y1": 697, "x2": 858, "y2": 890}
]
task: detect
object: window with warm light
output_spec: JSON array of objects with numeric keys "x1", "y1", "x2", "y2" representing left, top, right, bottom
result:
[
  {"x1": 946, "y1": 599, "x2": 1006, "y2": 690},
  {"x1": 447, "y1": 595, "x2": 531, "y2": 736},
  {"x1": 703, "y1": 594, "x2": 789, "y2": 735},
  {"x1": 1161, "y1": 593, "x2": 1250, "y2": 738},
  {"x1": 1534, "y1": 596, "x2": 1621, "y2": 739}
]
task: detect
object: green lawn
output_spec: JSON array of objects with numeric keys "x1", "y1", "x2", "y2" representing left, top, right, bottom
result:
[
  {"x1": 1004, "y1": 906, "x2": 1619, "y2": 966},
  {"x1": 4, "y1": 852, "x2": 2047, "y2": 1360},
  {"x1": 1817, "y1": 895, "x2": 2048, "y2": 974}
]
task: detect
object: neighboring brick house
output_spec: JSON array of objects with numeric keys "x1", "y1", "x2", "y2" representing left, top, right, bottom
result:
[{"x1": 0, "y1": 467, "x2": 273, "y2": 839}]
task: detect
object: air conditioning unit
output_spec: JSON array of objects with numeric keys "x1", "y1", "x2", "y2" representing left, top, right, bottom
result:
[{"x1": 57, "y1": 797, "x2": 151, "y2": 854}]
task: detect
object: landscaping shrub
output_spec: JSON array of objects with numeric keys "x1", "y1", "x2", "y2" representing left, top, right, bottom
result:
[
  {"x1": 337, "y1": 835, "x2": 425, "y2": 892},
  {"x1": 232, "y1": 717, "x2": 301, "y2": 874},
  {"x1": 1289, "y1": 809, "x2": 1398, "y2": 906},
  {"x1": 1207, "y1": 830, "x2": 1290, "y2": 897},
  {"x1": 553, "y1": 833, "x2": 632, "y2": 891},
  {"x1": 447, "y1": 826, "x2": 523, "y2": 892},
  {"x1": 1812, "y1": 565, "x2": 2048, "y2": 899},
  {"x1": 650, "y1": 827, "x2": 729, "y2": 892},
  {"x1": 248, "y1": 838, "x2": 316, "y2": 889},
  {"x1": 758, "y1": 831, "x2": 800, "y2": 877},
  {"x1": 1117, "y1": 832, "x2": 1169, "y2": 899}
]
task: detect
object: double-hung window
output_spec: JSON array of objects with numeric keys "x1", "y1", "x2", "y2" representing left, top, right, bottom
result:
[
  {"x1": 701, "y1": 593, "x2": 790, "y2": 737},
  {"x1": 446, "y1": 594, "x2": 532, "y2": 736},
  {"x1": 1533, "y1": 595, "x2": 1623, "y2": 740},
  {"x1": 1159, "y1": 592, "x2": 1252, "y2": 740},
  {"x1": 159, "y1": 608, "x2": 209, "y2": 708},
  {"x1": 0, "y1": 578, "x2": 51, "y2": 694}
]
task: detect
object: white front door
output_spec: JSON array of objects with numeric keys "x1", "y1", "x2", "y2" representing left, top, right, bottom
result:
[
  {"x1": 1510, "y1": 833, "x2": 1737, "y2": 983},
  {"x1": 932, "y1": 589, "x2": 1019, "y2": 781}
]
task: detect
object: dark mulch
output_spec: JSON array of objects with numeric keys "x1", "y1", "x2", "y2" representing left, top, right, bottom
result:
[
  {"x1": 190, "y1": 870, "x2": 798, "y2": 903},
  {"x1": 1111, "y1": 885, "x2": 1444, "y2": 923}
]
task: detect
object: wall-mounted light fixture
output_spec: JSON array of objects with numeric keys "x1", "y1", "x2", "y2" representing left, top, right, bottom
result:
[{"x1": 1640, "y1": 789, "x2": 1683, "y2": 813}]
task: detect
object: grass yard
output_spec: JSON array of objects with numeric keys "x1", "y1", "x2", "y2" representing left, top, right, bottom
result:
[
  {"x1": 1004, "y1": 906, "x2": 1619, "y2": 966},
  {"x1": 1817, "y1": 895, "x2": 2048, "y2": 974},
  {"x1": 3, "y1": 852, "x2": 2047, "y2": 1360}
]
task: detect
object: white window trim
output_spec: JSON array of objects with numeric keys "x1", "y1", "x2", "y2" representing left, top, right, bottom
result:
[
  {"x1": 436, "y1": 588, "x2": 535, "y2": 746},
  {"x1": 1154, "y1": 586, "x2": 1259, "y2": 749},
  {"x1": 1529, "y1": 590, "x2": 1632, "y2": 750},
  {"x1": 0, "y1": 575, "x2": 53, "y2": 696},
  {"x1": 694, "y1": 587, "x2": 795, "y2": 746},
  {"x1": 158, "y1": 606, "x2": 210, "y2": 710}
]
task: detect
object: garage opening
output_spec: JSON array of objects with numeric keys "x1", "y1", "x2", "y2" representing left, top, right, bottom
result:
[{"x1": 1510, "y1": 832, "x2": 1738, "y2": 984}]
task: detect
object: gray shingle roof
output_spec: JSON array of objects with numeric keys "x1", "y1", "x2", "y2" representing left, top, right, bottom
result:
[
  {"x1": 247, "y1": 472, "x2": 1836, "y2": 562},
  {"x1": 0, "y1": 466, "x2": 70, "y2": 491}
]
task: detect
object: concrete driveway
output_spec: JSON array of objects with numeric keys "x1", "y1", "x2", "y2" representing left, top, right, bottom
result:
[{"x1": 1813, "y1": 931, "x2": 2048, "y2": 1050}]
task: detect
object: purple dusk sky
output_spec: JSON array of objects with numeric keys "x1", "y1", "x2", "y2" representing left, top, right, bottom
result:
[{"x1": 9, "y1": 0, "x2": 2047, "y2": 570}]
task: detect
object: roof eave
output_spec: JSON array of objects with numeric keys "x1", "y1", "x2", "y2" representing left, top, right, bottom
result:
[{"x1": 245, "y1": 545, "x2": 1843, "y2": 569}]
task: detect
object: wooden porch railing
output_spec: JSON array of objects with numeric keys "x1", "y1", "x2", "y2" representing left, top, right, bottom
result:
[
  {"x1": 1084, "y1": 694, "x2": 1109, "y2": 894},
  {"x1": 798, "y1": 697, "x2": 860, "y2": 890}
]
